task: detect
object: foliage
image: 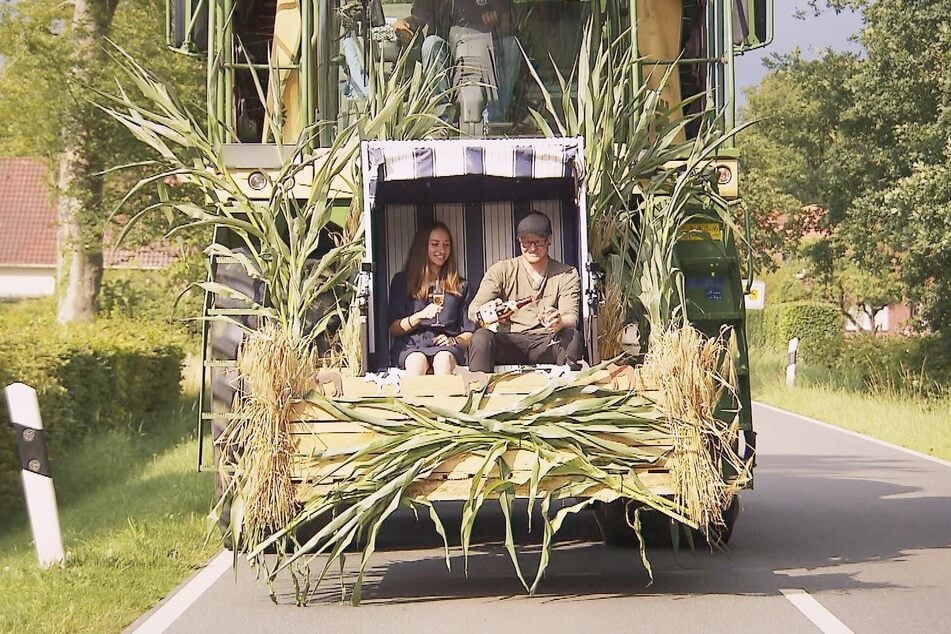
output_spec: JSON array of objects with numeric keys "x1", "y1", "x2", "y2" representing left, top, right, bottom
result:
[
  {"x1": 745, "y1": 309, "x2": 765, "y2": 348},
  {"x1": 527, "y1": 19, "x2": 746, "y2": 349},
  {"x1": 869, "y1": 152, "x2": 951, "y2": 335},
  {"x1": 737, "y1": 50, "x2": 858, "y2": 272},
  {"x1": 0, "y1": 300, "x2": 187, "y2": 514},
  {"x1": 98, "y1": 260, "x2": 205, "y2": 337},
  {"x1": 739, "y1": 0, "x2": 951, "y2": 334},
  {"x1": 763, "y1": 301, "x2": 842, "y2": 363},
  {"x1": 761, "y1": 259, "x2": 824, "y2": 304},
  {"x1": 834, "y1": 333, "x2": 951, "y2": 400},
  {"x1": 790, "y1": 235, "x2": 903, "y2": 331},
  {"x1": 837, "y1": 0, "x2": 951, "y2": 334}
]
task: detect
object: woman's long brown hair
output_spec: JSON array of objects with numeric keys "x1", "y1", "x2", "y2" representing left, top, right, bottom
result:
[{"x1": 403, "y1": 221, "x2": 464, "y2": 300}]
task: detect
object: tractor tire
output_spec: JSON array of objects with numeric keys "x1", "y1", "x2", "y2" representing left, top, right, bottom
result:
[
  {"x1": 593, "y1": 497, "x2": 741, "y2": 549},
  {"x1": 593, "y1": 500, "x2": 673, "y2": 547},
  {"x1": 695, "y1": 495, "x2": 741, "y2": 548}
]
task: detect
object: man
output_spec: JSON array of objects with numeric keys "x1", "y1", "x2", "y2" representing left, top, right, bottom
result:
[
  {"x1": 467, "y1": 211, "x2": 584, "y2": 371},
  {"x1": 392, "y1": 0, "x2": 519, "y2": 128}
]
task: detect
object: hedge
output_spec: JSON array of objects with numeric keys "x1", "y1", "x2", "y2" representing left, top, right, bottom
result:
[
  {"x1": 835, "y1": 332, "x2": 951, "y2": 398},
  {"x1": 745, "y1": 310, "x2": 766, "y2": 348},
  {"x1": 763, "y1": 301, "x2": 843, "y2": 363},
  {"x1": 0, "y1": 308, "x2": 187, "y2": 515}
]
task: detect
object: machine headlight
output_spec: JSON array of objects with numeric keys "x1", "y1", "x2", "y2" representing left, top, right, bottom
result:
[
  {"x1": 716, "y1": 165, "x2": 733, "y2": 185},
  {"x1": 248, "y1": 170, "x2": 270, "y2": 191}
]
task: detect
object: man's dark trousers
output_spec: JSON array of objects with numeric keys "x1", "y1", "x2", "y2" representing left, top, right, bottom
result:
[{"x1": 467, "y1": 327, "x2": 584, "y2": 372}]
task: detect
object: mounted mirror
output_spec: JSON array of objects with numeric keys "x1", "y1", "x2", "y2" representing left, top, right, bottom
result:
[
  {"x1": 733, "y1": 0, "x2": 772, "y2": 51},
  {"x1": 168, "y1": 0, "x2": 208, "y2": 54}
]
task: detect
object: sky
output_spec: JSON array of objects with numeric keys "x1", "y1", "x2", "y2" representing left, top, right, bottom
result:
[{"x1": 734, "y1": 2, "x2": 865, "y2": 109}]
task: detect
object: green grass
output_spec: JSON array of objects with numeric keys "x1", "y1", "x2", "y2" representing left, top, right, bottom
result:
[
  {"x1": 750, "y1": 348, "x2": 951, "y2": 462},
  {"x1": 0, "y1": 393, "x2": 217, "y2": 633}
]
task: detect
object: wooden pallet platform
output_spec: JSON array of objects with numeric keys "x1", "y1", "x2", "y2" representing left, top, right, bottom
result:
[{"x1": 287, "y1": 368, "x2": 674, "y2": 502}]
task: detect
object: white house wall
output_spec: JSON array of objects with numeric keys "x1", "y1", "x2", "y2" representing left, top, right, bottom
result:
[{"x1": 0, "y1": 266, "x2": 56, "y2": 298}]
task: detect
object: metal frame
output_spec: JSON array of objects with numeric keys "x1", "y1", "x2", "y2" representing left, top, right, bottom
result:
[
  {"x1": 167, "y1": 0, "x2": 208, "y2": 54},
  {"x1": 183, "y1": 0, "x2": 772, "y2": 149}
]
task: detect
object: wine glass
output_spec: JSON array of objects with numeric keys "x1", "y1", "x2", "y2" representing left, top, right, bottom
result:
[
  {"x1": 431, "y1": 279, "x2": 445, "y2": 327},
  {"x1": 542, "y1": 307, "x2": 560, "y2": 349}
]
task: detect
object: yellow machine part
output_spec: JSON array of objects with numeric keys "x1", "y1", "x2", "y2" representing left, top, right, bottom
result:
[
  {"x1": 264, "y1": 0, "x2": 303, "y2": 143},
  {"x1": 637, "y1": 0, "x2": 685, "y2": 142}
]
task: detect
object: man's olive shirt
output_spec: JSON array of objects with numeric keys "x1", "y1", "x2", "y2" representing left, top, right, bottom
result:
[{"x1": 468, "y1": 256, "x2": 581, "y2": 333}]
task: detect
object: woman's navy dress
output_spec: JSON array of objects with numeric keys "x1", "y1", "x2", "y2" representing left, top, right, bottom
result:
[{"x1": 387, "y1": 272, "x2": 476, "y2": 368}]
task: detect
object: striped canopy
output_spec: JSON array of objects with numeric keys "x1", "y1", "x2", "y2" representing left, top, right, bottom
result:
[{"x1": 361, "y1": 137, "x2": 585, "y2": 211}]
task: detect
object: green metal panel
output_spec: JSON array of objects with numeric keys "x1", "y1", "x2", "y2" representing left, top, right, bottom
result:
[{"x1": 676, "y1": 222, "x2": 753, "y2": 432}]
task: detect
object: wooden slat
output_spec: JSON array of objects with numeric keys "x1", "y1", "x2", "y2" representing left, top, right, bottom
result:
[
  {"x1": 288, "y1": 389, "x2": 568, "y2": 424},
  {"x1": 399, "y1": 375, "x2": 466, "y2": 396},
  {"x1": 288, "y1": 448, "x2": 669, "y2": 484},
  {"x1": 290, "y1": 427, "x2": 673, "y2": 459},
  {"x1": 292, "y1": 432, "x2": 380, "y2": 453},
  {"x1": 289, "y1": 401, "x2": 407, "y2": 422},
  {"x1": 489, "y1": 372, "x2": 553, "y2": 393},
  {"x1": 294, "y1": 472, "x2": 675, "y2": 503},
  {"x1": 290, "y1": 421, "x2": 373, "y2": 434}
]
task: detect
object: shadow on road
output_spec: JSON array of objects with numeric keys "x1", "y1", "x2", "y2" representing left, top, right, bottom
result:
[{"x1": 264, "y1": 451, "x2": 951, "y2": 606}]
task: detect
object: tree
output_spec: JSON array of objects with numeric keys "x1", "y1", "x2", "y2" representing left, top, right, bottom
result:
[
  {"x1": 837, "y1": 0, "x2": 951, "y2": 334},
  {"x1": 737, "y1": 51, "x2": 867, "y2": 279},
  {"x1": 739, "y1": 0, "x2": 951, "y2": 335},
  {"x1": 0, "y1": 0, "x2": 204, "y2": 322}
]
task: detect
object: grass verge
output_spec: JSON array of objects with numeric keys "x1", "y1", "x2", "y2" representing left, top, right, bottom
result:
[
  {"x1": 750, "y1": 348, "x2": 951, "y2": 462},
  {"x1": 0, "y1": 393, "x2": 216, "y2": 633}
]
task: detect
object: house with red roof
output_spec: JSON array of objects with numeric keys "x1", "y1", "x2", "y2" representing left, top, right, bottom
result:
[{"x1": 0, "y1": 158, "x2": 178, "y2": 299}]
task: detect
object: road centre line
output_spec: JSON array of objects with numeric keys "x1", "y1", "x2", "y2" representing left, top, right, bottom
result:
[
  {"x1": 131, "y1": 550, "x2": 231, "y2": 634},
  {"x1": 780, "y1": 588, "x2": 854, "y2": 634},
  {"x1": 753, "y1": 402, "x2": 951, "y2": 469}
]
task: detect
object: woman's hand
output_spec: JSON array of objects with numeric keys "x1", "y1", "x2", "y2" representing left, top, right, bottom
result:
[
  {"x1": 434, "y1": 334, "x2": 458, "y2": 347},
  {"x1": 416, "y1": 303, "x2": 443, "y2": 321},
  {"x1": 393, "y1": 17, "x2": 414, "y2": 45}
]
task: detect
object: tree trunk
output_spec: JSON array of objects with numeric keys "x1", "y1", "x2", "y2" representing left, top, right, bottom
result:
[
  {"x1": 56, "y1": 148, "x2": 104, "y2": 324},
  {"x1": 55, "y1": 0, "x2": 118, "y2": 324}
]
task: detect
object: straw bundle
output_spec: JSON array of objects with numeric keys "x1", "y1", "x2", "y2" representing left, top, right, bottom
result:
[
  {"x1": 640, "y1": 324, "x2": 748, "y2": 535},
  {"x1": 218, "y1": 324, "x2": 316, "y2": 546},
  {"x1": 597, "y1": 282, "x2": 626, "y2": 358}
]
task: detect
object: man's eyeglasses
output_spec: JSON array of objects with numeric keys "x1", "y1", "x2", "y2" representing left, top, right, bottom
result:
[{"x1": 519, "y1": 238, "x2": 548, "y2": 250}]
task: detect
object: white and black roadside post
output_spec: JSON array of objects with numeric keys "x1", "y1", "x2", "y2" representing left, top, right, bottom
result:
[
  {"x1": 786, "y1": 337, "x2": 799, "y2": 388},
  {"x1": 4, "y1": 382, "x2": 65, "y2": 569}
]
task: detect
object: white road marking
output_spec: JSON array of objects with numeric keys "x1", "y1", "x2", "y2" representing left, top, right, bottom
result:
[
  {"x1": 780, "y1": 588, "x2": 854, "y2": 634},
  {"x1": 132, "y1": 550, "x2": 232, "y2": 633},
  {"x1": 754, "y1": 402, "x2": 951, "y2": 469}
]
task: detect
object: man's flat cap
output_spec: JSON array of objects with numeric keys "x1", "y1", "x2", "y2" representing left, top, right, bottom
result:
[{"x1": 516, "y1": 211, "x2": 552, "y2": 237}]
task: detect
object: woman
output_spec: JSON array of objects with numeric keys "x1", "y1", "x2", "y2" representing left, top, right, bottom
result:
[{"x1": 388, "y1": 222, "x2": 475, "y2": 375}]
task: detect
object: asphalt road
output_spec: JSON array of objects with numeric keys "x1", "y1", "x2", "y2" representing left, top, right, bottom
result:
[{"x1": 130, "y1": 403, "x2": 951, "y2": 633}]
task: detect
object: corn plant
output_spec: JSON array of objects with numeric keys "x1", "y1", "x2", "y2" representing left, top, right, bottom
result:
[
  {"x1": 97, "y1": 41, "x2": 451, "y2": 561},
  {"x1": 243, "y1": 351, "x2": 745, "y2": 606},
  {"x1": 527, "y1": 19, "x2": 750, "y2": 347}
]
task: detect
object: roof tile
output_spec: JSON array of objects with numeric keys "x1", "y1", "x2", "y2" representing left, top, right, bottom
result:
[{"x1": 0, "y1": 158, "x2": 179, "y2": 269}]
